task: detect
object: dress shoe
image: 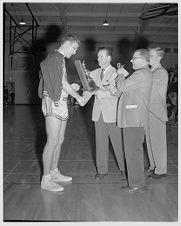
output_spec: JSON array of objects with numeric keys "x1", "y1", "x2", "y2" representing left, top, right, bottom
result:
[
  {"x1": 148, "y1": 173, "x2": 167, "y2": 179},
  {"x1": 120, "y1": 186, "x2": 147, "y2": 193},
  {"x1": 145, "y1": 166, "x2": 155, "y2": 172},
  {"x1": 95, "y1": 173, "x2": 108, "y2": 180},
  {"x1": 146, "y1": 169, "x2": 154, "y2": 173},
  {"x1": 146, "y1": 169, "x2": 154, "y2": 176}
]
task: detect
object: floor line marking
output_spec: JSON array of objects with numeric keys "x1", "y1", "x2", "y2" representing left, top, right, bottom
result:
[{"x1": 3, "y1": 160, "x2": 22, "y2": 182}]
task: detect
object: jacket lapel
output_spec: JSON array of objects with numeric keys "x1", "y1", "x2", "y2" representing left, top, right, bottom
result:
[{"x1": 101, "y1": 66, "x2": 113, "y2": 85}]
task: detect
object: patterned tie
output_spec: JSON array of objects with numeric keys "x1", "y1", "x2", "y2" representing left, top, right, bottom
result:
[{"x1": 100, "y1": 69, "x2": 104, "y2": 81}]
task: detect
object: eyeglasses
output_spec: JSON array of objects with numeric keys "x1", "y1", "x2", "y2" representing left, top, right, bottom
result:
[
  {"x1": 131, "y1": 56, "x2": 143, "y2": 61},
  {"x1": 70, "y1": 45, "x2": 78, "y2": 52}
]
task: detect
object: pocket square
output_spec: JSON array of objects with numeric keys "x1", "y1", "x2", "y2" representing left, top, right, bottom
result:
[{"x1": 125, "y1": 105, "x2": 138, "y2": 109}]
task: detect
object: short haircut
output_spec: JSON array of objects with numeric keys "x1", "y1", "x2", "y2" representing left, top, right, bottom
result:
[
  {"x1": 61, "y1": 34, "x2": 81, "y2": 46},
  {"x1": 148, "y1": 47, "x2": 165, "y2": 59},
  {"x1": 135, "y1": 49, "x2": 150, "y2": 62},
  {"x1": 98, "y1": 47, "x2": 113, "y2": 59}
]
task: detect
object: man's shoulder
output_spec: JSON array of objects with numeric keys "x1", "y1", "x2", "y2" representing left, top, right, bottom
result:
[
  {"x1": 40, "y1": 51, "x2": 64, "y2": 69},
  {"x1": 91, "y1": 68, "x2": 100, "y2": 74},
  {"x1": 136, "y1": 67, "x2": 151, "y2": 75},
  {"x1": 91, "y1": 65, "x2": 116, "y2": 75},
  {"x1": 107, "y1": 65, "x2": 116, "y2": 73},
  {"x1": 44, "y1": 50, "x2": 63, "y2": 62},
  {"x1": 132, "y1": 68, "x2": 152, "y2": 83},
  {"x1": 155, "y1": 66, "x2": 168, "y2": 76}
]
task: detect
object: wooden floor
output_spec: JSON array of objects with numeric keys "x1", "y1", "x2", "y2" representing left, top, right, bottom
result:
[{"x1": 3, "y1": 101, "x2": 178, "y2": 222}]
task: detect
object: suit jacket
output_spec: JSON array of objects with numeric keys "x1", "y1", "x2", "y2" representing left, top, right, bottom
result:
[
  {"x1": 150, "y1": 65, "x2": 168, "y2": 122},
  {"x1": 90, "y1": 65, "x2": 119, "y2": 123},
  {"x1": 116, "y1": 67, "x2": 153, "y2": 130}
]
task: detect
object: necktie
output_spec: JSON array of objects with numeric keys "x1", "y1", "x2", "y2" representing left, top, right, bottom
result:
[{"x1": 100, "y1": 69, "x2": 104, "y2": 81}]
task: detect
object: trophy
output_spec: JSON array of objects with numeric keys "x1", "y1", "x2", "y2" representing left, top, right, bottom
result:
[
  {"x1": 117, "y1": 62, "x2": 129, "y2": 77},
  {"x1": 117, "y1": 62, "x2": 125, "y2": 69},
  {"x1": 75, "y1": 60, "x2": 98, "y2": 92}
]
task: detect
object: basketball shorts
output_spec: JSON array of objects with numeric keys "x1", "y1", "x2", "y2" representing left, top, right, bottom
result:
[{"x1": 42, "y1": 95, "x2": 68, "y2": 121}]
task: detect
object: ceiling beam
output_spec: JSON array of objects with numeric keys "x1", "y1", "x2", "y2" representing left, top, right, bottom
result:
[
  {"x1": 4, "y1": 6, "x2": 19, "y2": 26},
  {"x1": 7, "y1": 10, "x2": 178, "y2": 19},
  {"x1": 6, "y1": 10, "x2": 178, "y2": 21},
  {"x1": 25, "y1": 3, "x2": 39, "y2": 27},
  {"x1": 66, "y1": 12, "x2": 141, "y2": 17},
  {"x1": 140, "y1": 4, "x2": 178, "y2": 20},
  {"x1": 139, "y1": 4, "x2": 153, "y2": 34},
  {"x1": 66, "y1": 12, "x2": 177, "y2": 18},
  {"x1": 6, "y1": 11, "x2": 141, "y2": 18}
]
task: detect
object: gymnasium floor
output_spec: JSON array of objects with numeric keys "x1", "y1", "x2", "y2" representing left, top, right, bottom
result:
[{"x1": 3, "y1": 101, "x2": 178, "y2": 222}]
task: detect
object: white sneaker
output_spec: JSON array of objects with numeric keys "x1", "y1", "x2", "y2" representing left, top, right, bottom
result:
[
  {"x1": 41, "y1": 174, "x2": 64, "y2": 192},
  {"x1": 50, "y1": 169, "x2": 72, "y2": 182}
]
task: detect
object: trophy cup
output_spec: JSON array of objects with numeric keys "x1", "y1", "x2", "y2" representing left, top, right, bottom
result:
[
  {"x1": 117, "y1": 62, "x2": 125, "y2": 69},
  {"x1": 117, "y1": 62, "x2": 129, "y2": 77},
  {"x1": 75, "y1": 60, "x2": 98, "y2": 92}
]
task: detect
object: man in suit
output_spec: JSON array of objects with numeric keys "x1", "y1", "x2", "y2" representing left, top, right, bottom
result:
[
  {"x1": 146, "y1": 47, "x2": 168, "y2": 179},
  {"x1": 83, "y1": 47, "x2": 125, "y2": 180},
  {"x1": 112, "y1": 49, "x2": 153, "y2": 192}
]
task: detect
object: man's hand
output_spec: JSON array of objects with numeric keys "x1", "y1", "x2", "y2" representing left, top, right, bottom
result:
[
  {"x1": 117, "y1": 67, "x2": 129, "y2": 77},
  {"x1": 71, "y1": 83, "x2": 80, "y2": 91},
  {"x1": 109, "y1": 86, "x2": 117, "y2": 96}
]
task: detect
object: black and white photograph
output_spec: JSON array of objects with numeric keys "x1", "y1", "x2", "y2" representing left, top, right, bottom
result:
[{"x1": 1, "y1": 0, "x2": 179, "y2": 223}]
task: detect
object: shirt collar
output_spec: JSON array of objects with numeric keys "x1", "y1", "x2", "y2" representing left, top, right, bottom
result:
[
  {"x1": 55, "y1": 49, "x2": 65, "y2": 58},
  {"x1": 151, "y1": 64, "x2": 161, "y2": 72},
  {"x1": 102, "y1": 65, "x2": 111, "y2": 73}
]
